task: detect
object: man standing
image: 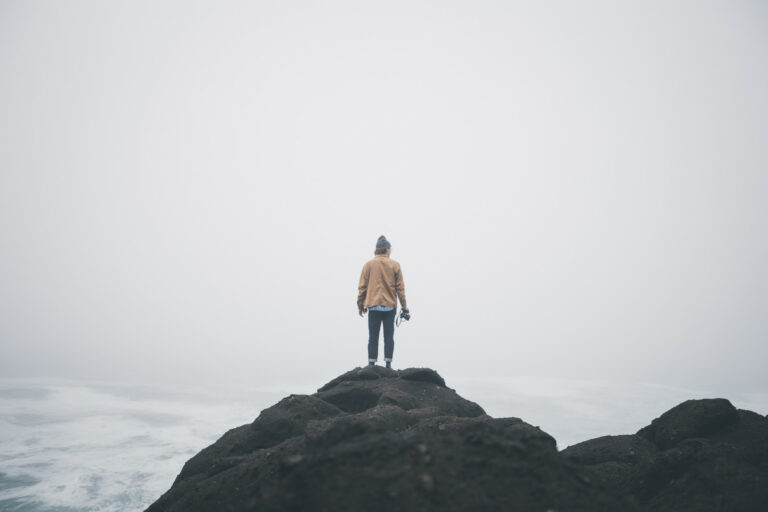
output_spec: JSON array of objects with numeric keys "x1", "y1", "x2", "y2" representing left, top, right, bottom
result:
[{"x1": 357, "y1": 236, "x2": 409, "y2": 369}]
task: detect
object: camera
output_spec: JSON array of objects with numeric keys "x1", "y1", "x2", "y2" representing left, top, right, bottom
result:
[{"x1": 399, "y1": 309, "x2": 411, "y2": 322}]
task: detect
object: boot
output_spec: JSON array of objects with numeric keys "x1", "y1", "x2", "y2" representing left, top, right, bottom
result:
[{"x1": 386, "y1": 361, "x2": 391, "y2": 369}]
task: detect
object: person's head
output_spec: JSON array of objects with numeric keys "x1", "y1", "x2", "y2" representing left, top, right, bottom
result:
[{"x1": 375, "y1": 235, "x2": 391, "y2": 255}]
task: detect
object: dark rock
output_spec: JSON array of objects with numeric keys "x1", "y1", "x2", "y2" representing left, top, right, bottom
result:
[
  {"x1": 398, "y1": 367, "x2": 447, "y2": 387},
  {"x1": 146, "y1": 371, "x2": 768, "y2": 512},
  {"x1": 315, "y1": 383, "x2": 382, "y2": 413},
  {"x1": 563, "y1": 399, "x2": 768, "y2": 511},
  {"x1": 563, "y1": 435, "x2": 657, "y2": 489},
  {"x1": 173, "y1": 394, "x2": 342, "y2": 484},
  {"x1": 146, "y1": 367, "x2": 633, "y2": 512},
  {"x1": 316, "y1": 365, "x2": 389, "y2": 392},
  {"x1": 315, "y1": 371, "x2": 484, "y2": 419},
  {"x1": 564, "y1": 435, "x2": 658, "y2": 466},
  {"x1": 637, "y1": 398, "x2": 740, "y2": 449}
]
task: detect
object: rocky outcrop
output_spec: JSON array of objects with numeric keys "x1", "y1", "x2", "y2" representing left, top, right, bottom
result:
[
  {"x1": 146, "y1": 366, "x2": 632, "y2": 511},
  {"x1": 562, "y1": 398, "x2": 768, "y2": 511},
  {"x1": 146, "y1": 368, "x2": 768, "y2": 512}
]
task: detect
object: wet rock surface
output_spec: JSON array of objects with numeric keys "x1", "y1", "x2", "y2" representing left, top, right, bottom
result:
[{"x1": 147, "y1": 368, "x2": 768, "y2": 512}]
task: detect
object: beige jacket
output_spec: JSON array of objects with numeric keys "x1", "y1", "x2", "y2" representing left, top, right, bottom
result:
[{"x1": 357, "y1": 254, "x2": 408, "y2": 311}]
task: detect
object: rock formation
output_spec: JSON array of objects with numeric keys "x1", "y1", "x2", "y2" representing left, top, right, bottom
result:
[
  {"x1": 563, "y1": 398, "x2": 768, "y2": 511},
  {"x1": 146, "y1": 367, "x2": 768, "y2": 512}
]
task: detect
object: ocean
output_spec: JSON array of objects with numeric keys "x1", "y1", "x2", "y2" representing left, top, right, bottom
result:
[{"x1": 1, "y1": 376, "x2": 766, "y2": 512}]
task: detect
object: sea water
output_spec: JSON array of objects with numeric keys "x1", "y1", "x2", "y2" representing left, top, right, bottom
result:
[
  {"x1": 1, "y1": 377, "x2": 766, "y2": 512},
  {"x1": 0, "y1": 379, "x2": 286, "y2": 512}
]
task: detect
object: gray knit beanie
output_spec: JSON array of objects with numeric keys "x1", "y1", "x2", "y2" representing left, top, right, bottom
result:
[{"x1": 376, "y1": 235, "x2": 391, "y2": 249}]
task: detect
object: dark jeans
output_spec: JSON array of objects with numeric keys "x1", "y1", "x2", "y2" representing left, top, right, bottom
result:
[{"x1": 368, "y1": 308, "x2": 396, "y2": 362}]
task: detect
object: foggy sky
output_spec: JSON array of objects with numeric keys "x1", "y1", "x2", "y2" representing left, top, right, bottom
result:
[{"x1": 1, "y1": 0, "x2": 767, "y2": 394}]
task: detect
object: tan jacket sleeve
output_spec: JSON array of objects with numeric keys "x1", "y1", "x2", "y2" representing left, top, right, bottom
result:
[
  {"x1": 357, "y1": 262, "x2": 370, "y2": 311},
  {"x1": 394, "y1": 263, "x2": 408, "y2": 310}
]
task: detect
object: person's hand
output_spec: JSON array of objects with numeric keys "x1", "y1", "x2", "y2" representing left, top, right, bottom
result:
[{"x1": 359, "y1": 307, "x2": 367, "y2": 317}]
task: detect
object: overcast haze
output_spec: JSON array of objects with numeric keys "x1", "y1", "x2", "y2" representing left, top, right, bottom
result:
[{"x1": 1, "y1": 1, "x2": 767, "y2": 394}]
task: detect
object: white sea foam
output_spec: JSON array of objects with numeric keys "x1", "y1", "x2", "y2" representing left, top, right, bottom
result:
[
  {"x1": 0, "y1": 379, "x2": 285, "y2": 512},
  {"x1": 0, "y1": 377, "x2": 766, "y2": 511}
]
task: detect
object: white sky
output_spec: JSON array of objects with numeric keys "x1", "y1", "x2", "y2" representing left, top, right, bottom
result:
[{"x1": 1, "y1": 1, "x2": 766, "y2": 394}]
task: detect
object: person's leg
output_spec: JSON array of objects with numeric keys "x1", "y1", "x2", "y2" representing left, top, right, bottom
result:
[
  {"x1": 382, "y1": 308, "x2": 396, "y2": 367},
  {"x1": 367, "y1": 310, "x2": 383, "y2": 364}
]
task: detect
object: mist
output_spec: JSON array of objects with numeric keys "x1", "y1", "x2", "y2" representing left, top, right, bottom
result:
[{"x1": 1, "y1": 0, "x2": 767, "y2": 395}]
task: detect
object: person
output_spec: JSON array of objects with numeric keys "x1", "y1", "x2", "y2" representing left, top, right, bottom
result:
[{"x1": 357, "y1": 235, "x2": 409, "y2": 369}]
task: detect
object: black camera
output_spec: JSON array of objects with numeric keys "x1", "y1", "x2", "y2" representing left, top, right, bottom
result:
[{"x1": 400, "y1": 309, "x2": 410, "y2": 321}]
